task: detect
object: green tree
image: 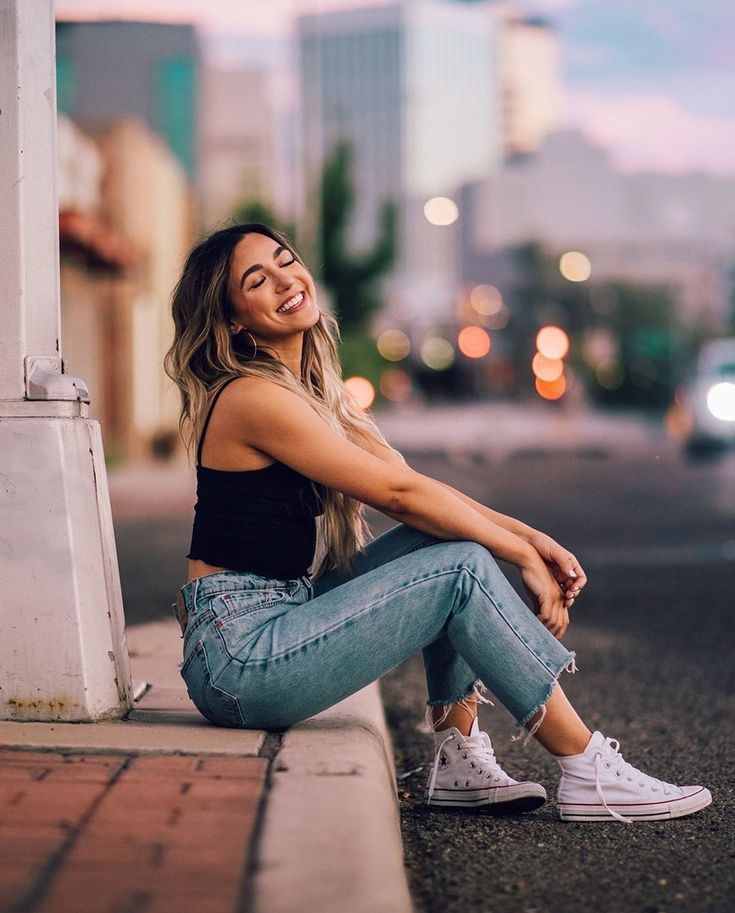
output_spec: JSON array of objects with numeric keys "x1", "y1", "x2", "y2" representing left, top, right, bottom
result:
[
  {"x1": 318, "y1": 141, "x2": 397, "y2": 335},
  {"x1": 230, "y1": 198, "x2": 296, "y2": 242}
]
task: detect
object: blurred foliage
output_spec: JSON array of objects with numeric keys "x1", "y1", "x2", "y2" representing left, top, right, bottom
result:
[
  {"x1": 317, "y1": 141, "x2": 397, "y2": 334},
  {"x1": 338, "y1": 330, "x2": 386, "y2": 388},
  {"x1": 230, "y1": 198, "x2": 297, "y2": 243}
]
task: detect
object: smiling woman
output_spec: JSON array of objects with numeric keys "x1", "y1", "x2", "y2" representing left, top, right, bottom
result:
[{"x1": 162, "y1": 222, "x2": 711, "y2": 825}]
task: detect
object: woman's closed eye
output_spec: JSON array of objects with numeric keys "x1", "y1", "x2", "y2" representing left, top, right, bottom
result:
[{"x1": 251, "y1": 258, "x2": 296, "y2": 289}]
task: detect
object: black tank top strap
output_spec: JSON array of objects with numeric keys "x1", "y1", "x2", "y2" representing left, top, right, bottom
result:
[{"x1": 196, "y1": 376, "x2": 241, "y2": 467}]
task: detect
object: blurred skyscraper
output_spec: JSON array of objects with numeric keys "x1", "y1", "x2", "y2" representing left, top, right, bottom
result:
[
  {"x1": 496, "y1": 6, "x2": 561, "y2": 158},
  {"x1": 56, "y1": 21, "x2": 200, "y2": 178},
  {"x1": 199, "y1": 65, "x2": 277, "y2": 229},
  {"x1": 298, "y1": 0, "x2": 502, "y2": 325}
]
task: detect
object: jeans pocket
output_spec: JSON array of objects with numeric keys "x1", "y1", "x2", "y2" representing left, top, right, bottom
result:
[
  {"x1": 181, "y1": 640, "x2": 245, "y2": 728},
  {"x1": 218, "y1": 586, "x2": 291, "y2": 619}
]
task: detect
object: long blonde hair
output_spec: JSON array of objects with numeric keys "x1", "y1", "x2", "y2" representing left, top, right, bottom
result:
[{"x1": 164, "y1": 223, "x2": 390, "y2": 576}]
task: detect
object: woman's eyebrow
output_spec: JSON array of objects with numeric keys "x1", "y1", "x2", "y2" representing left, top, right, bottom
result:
[{"x1": 239, "y1": 245, "x2": 288, "y2": 289}]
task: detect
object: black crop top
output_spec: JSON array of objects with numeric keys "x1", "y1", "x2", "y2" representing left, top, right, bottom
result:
[{"x1": 187, "y1": 377, "x2": 324, "y2": 579}]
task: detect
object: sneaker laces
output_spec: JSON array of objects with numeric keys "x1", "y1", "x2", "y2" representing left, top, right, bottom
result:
[
  {"x1": 427, "y1": 732, "x2": 456, "y2": 801},
  {"x1": 427, "y1": 731, "x2": 508, "y2": 801},
  {"x1": 469, "y1": 732, "x2": 508, "y2": 782},
  {"x1": 593, "y1": 737, "x2": 674, "y2": 824}
]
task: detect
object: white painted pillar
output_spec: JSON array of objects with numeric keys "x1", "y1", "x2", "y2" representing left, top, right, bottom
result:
[{"x1": 0, "y1": 0, "x2": 133, "y2": 721}]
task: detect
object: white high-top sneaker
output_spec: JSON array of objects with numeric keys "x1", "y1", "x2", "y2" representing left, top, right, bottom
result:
[
  {"x1": 426, "y1": 719, "x2": 547, "y2": 814},
  {"x1": 556, "y1": 731, "x2": 712, "y2": 823}
]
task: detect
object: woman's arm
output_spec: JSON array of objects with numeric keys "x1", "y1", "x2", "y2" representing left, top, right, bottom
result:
[
  {"x1": 224, "y1": 378, "x2": 569, "y2": 634},
  {"x1": 349, "y1": 426, "x2": 536, "y2": 539},
  {"x1": 350, "y1": 424, "x2": 586, "y2": 608}
]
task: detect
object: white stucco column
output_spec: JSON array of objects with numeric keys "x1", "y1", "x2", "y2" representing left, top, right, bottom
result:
[{"x1": 0, "y1": 0, "x2": 133, "y2": 721}]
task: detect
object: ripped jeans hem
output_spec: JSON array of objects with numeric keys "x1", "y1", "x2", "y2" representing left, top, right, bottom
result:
[
  {"x1": 512, "y1": 653, "x2": 578, "y2": 747},
  {"x1": 424, "y1": 679, "x2": 494, "y2": 731}
]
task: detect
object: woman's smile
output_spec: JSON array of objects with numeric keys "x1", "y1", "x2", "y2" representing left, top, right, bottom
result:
[{"x1": 276, "y1": 291, "x2": 308, "y2": 315}]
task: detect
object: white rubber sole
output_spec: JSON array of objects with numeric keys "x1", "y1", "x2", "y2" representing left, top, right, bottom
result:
[
  {"x1": 427, "y1": 782, "x2": 547, "y2": 814},
  {"x1": 558, "y1": 786, "x2": 712, "y2": 821}
]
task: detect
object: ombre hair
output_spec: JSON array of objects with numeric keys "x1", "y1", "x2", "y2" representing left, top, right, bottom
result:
[{"x1": 164, "y1": 223, "x2": 391, "y2": 576}]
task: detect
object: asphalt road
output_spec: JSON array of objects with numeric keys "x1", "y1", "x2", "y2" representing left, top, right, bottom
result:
[
  {"x1": 377, "y1": 445, "x2": 735, "y2": 913},
  {"x1": 113, "y1": 438, "x2": 735, "y2": 913}
]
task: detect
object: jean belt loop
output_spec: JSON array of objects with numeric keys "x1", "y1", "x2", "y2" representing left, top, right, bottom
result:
[{"x1": 190, "y1": 575, "x2": 201, "y2": 614}]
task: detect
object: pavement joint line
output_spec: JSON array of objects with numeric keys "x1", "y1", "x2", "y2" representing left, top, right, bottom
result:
[
  {"x1": 237, "y1": 731, "x2": 286, "y2": 913},
  {"x1": 8, "y1": 754, "x2": 132, "y2": 913}
]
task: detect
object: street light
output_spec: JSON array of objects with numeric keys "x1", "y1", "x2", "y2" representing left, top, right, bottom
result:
[
  {"x1": 559, "y1": 251, "x2": 592, "y2": 282},
  {"x1": 424, "y1": 197, "x2": 459, "y2": 226},
  {"x1": 536, "y1": 326, "x2": 570, "y2": 360}
]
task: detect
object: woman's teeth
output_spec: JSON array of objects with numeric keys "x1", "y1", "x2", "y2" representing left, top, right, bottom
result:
[{"x1": 278, "y1": 292, "x2": 304, "y2": 313}]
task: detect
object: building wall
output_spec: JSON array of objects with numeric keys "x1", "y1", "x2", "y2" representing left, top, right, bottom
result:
[
  {"x1": 199, "y1": 66, "x2": 277, "y2": 229},
  {"x1": 499, "y1": 12, "x2": 561, "y2": 157},
  {"x1": 298, "y1": 0, "x2": 502, "y2": 324},
  {"x1": 58, "y1": 114, "x2": 194, "y2": 462},
  {"x1": 466, "y1": 130, "x2": 735, "y2": 330},
  {"x1": 55, "y1": 21, "x2": 200, "y2": 179},
  {"x1": 97, "y1": 119, "x2": 194, "y2": 454}
]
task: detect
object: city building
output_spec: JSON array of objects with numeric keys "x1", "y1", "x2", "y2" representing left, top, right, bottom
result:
[
  {"x1": 298, "y1": 0, "x2": 503, "y2": 325},
  {"x1": 496, "y1": 6, "x2": 561, "y2": 158},
  {"x1": 55, "y1": 20, "x2": 200, "y2": 179},
  {"x1": 463, "y1": 130, "x2": 735, "y2": 331},
  {"x1": 199, "y1": 65, "x2": 277, "y2": 229},
  {"x1": 58, "y1": 115, "x2": 194, "y2": 461}
]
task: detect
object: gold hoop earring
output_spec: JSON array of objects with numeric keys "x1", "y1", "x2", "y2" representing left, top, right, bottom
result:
[
  {"x1": 244, "y1": 330, "x2": 257, "y2": 359},
  {"x1": 233, "y1": 328, "x2": 258, "y2": 359}
]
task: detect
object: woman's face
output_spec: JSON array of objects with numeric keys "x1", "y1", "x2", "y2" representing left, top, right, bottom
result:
[{"x1": 227, "y1": 232, "x2": 319, "y2": 344}]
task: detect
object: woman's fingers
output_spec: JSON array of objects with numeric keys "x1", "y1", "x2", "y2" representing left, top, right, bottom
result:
[{"x1": 537, "y1": 590, "x2": 568, "y2": 638}]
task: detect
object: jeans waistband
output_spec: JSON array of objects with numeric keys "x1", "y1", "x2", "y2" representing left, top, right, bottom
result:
[{"x1": 179, "y1": 570, "x2": 312, "y2": 615}]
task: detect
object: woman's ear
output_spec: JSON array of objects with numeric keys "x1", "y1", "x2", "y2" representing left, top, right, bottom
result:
[{"x1": 229, "y1": 320, "x2": 245, "y2": 336}]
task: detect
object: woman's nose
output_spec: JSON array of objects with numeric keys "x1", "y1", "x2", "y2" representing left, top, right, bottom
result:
[{"x1": 275, "y1": 272, "x2": 295, "y2": 292}]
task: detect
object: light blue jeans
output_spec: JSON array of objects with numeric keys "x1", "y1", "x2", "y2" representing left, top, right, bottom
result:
[{"x1": 176, "y1": 524, "x2": 575, "y2": 730}]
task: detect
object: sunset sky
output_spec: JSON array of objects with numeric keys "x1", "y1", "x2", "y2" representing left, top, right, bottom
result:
[{"x1": 55, "y1": 0, "x2": 735, "y2": 175}]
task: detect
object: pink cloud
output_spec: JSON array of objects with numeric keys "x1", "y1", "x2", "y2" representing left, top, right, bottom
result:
[
  {"x1": 564, "y1": 90, "x2": 735, "y2": 175},
  {"x1": 55, "y1": 0, "x2": 395, "y2": 34}
]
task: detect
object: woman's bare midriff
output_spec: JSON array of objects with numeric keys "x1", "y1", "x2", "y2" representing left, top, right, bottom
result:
[
  {"x1": 187, "y1": 558, "x2": 230, "y2": 583},
  {"x1": 176, "y1": 559, "x2": 231, "y2": 633}
]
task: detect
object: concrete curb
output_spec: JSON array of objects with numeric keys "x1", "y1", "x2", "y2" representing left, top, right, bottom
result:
[
  {"x1": 0, "y1": 620, "x2": 414, "y2": 913},
  {"x1": 252, "y1": 684, "x2": 413, "y2": 913}
]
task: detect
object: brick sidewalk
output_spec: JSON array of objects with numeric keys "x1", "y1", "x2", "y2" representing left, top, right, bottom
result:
[{"x1": 0, "y1": 750, "x2": 267, "y2": 913}]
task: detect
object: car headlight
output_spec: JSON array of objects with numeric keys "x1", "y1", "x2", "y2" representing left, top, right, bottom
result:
[{"x1": 706, "y1": 382, "x2": 735, "y2": 421}]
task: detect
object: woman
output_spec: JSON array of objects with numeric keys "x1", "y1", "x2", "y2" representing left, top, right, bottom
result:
[{"x1": 164, "y1": 223, "x2": 711, "y2": 824}]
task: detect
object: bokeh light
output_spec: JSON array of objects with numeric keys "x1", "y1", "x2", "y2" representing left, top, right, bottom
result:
[
  {"x1": 532, "y1": 352, "x2": 564, "y2": 382},
  {"x1": 379, "y1": 368, "x2": 412, "y2": 402},
  {"x1": 344, "y1": 376, "x2": 375, "y2": 409},
  {"x1": 596, "y1": 361, "x2": 624, "y2": 390},
  {"x1": 559, "y1": 251, "x2": 592, "y2": 282},
  {"x1": 458, "y1": 326, "x2": 491, "y2": 359},
  {"x1": 482, "y1": 306, "x2": 510, "y2": 330},
  {"x1": 706, "y1": 382, "x2": 735, "y2": 421},
  {"x1": 536, "y1": 325, "x2": 570, "y2": 359},
  {"x1": 665, "y1": 403, "x2": 693, "y2": 440},
  {"x1": 469, "y1": 284, "x2": 503, "y2": 316},
  {"x1": 535, "y1": 375, "x2": 566, "y2": 400},
  {"x1": 582, "y1": 327, "x2": 617, "y2": 365},
  {"x1": 420, "y1": 336, "x2": 455, "y2": 370},
  {"x1": 376, "y1": 329, "x2": 411, "y2": 362},
  {"x1": 424, "y1": 196, "x2": 459, "y2": 226}
]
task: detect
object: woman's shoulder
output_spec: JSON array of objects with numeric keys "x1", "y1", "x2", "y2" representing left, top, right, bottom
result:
[{"x1": 218, "y1": 374, "x2": 298, "y2": 405}]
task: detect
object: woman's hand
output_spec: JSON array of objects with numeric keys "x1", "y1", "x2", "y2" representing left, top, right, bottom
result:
[
  {"x1": 528, "y1": 531, "x2": 587, "y2": 611},
  {"x1": 519, "y1": 551, "x2": 569, "y2": 639}
]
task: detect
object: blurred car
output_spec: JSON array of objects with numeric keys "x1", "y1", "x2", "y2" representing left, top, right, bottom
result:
[{"x1": 678, "y1": 338, "x2": 735, "y2": 453}]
